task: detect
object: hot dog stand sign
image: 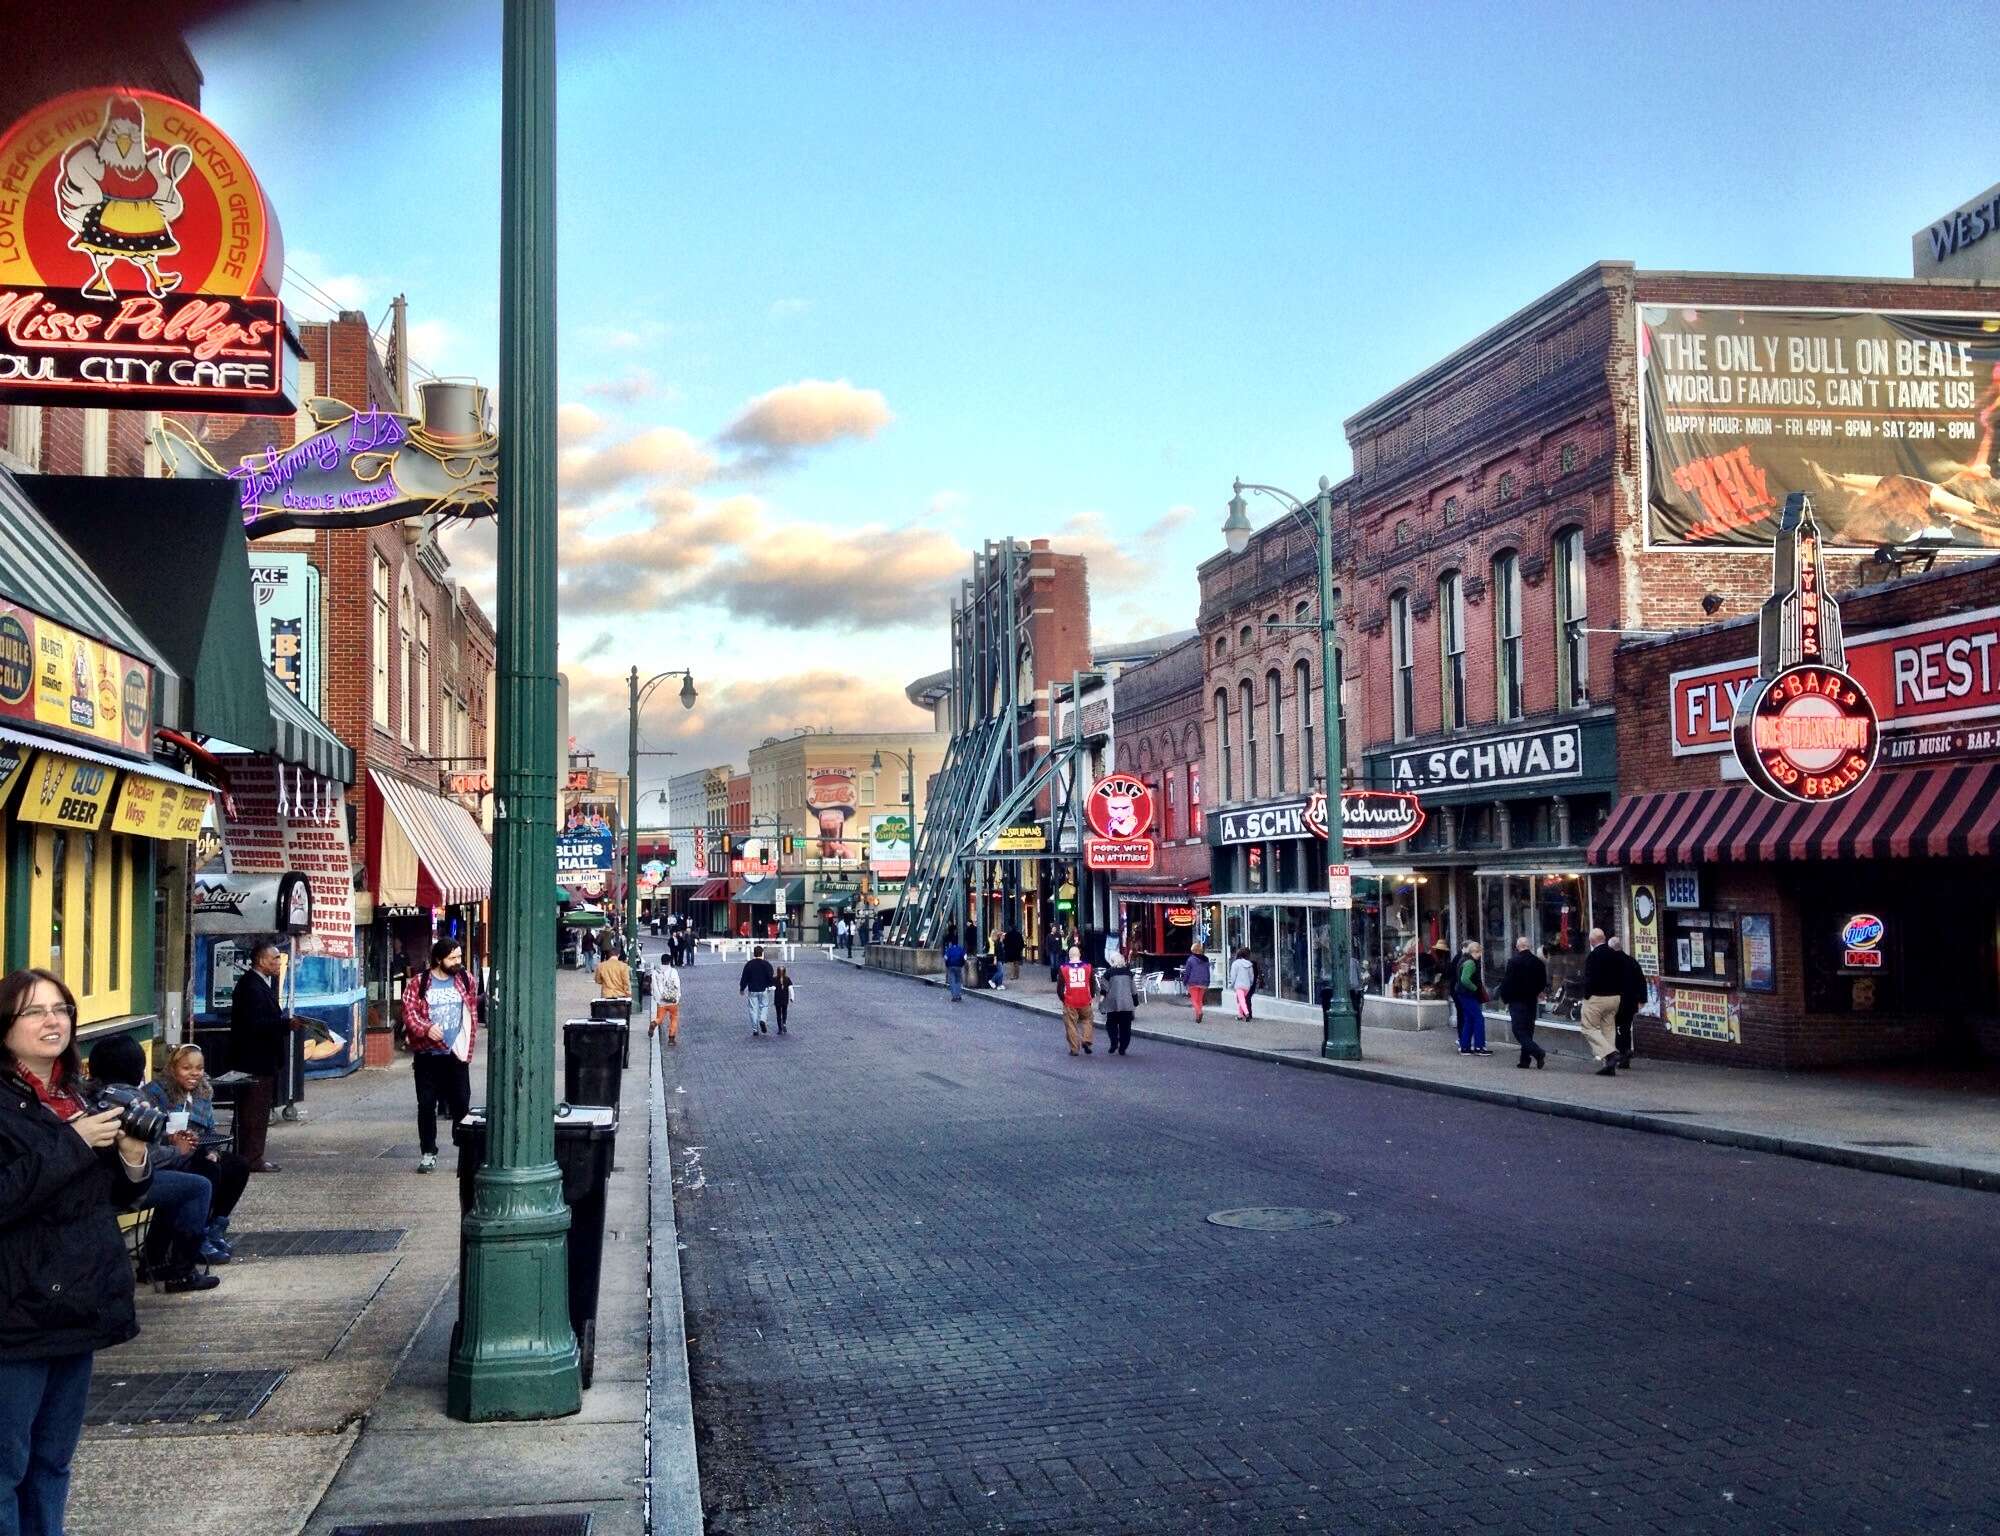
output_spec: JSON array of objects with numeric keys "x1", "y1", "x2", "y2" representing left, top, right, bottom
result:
[{"x1": 1732, "y1": 493, "x2": 1880, "y2": 802}]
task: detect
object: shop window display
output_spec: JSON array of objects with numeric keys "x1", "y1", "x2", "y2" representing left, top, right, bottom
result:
[{"x1": 1477, "y1": 869, "x2": 1623, "y2": 1018}]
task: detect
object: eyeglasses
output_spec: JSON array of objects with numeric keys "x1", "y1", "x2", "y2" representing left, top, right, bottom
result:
[{"x1": 13, "y1": 1003, "x2": 76, "y2": 1024}]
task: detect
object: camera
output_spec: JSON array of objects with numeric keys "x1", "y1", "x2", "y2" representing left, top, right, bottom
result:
[{"x1": 83, "y1": 1082, "x2": 171, "y2": 1145}]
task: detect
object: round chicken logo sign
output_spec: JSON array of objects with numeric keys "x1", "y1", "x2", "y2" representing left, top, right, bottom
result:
[{"x1": 0, "y1": 88, "x2": 293, "y2": 414}]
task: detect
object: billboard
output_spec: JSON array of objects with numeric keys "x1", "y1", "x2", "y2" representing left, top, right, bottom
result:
[
  {"x1": 250, "y1": 553, "x2": 321, "y2": 709},
  {"x1": 1641, "y1": 305, "x2": 2000, "y2": 549},
  {"x1": 868, "y1": 813, "x2": 910, "y2": 878},
  {"x1": 557, "y1": 824, "x2": 615, "y2": 892}
]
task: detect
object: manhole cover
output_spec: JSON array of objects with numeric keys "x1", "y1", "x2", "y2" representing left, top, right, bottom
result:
[
  {"x1": 85, "y1": 1368, "x2": 284, "y2": 1426},
  {"x1": 231, "y1": 1228, "x2": 406, "y2": 1258},
  {"x1": 1207, "y1": 1207, "x2": 1348, "y2": 1231},
  {"x1": 1849, "y1": 1139, "x2": 1927, "y2": 1148},
  {"x1": 330, "y1": 1519, "x2": 592, "y2": 1536}
]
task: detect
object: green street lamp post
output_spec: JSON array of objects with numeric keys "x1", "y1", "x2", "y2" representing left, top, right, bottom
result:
[
  {"x1": 626, "y1": 668, "x2": 697, "y2": 964},
  {"x1": 1223, "y1": 475, "x2": 1362, "y2": 1061},
  {"x1": 448, "y1": 0, "x2": 579, "y2": 1421}
]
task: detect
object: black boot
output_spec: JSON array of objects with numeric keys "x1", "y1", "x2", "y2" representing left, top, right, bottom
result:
[
  {"x1": 159, "y1": 1230, "x2": 220, "y2": 1294},
  {"x1": 139, "y1": 1218, "x2": 174, "y2": 1282}
]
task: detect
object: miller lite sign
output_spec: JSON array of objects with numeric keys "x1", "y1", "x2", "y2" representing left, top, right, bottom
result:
[{"x1": 1731, "y1": 494, "x2": 1880, "y2": 803}]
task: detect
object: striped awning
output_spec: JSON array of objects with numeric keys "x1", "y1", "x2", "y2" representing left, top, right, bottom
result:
[
  {"x1": 1588, "y1": 762, "x2": 2000, "y2": 866},
  {"x1": 265, "y1": 671, "x2": 354, "y2": 785},
  {"x1": 371, "y1": 771, "x2": 491, "y2": 906},
  {"x1": 692, "y1": 879, "x2": 730, "y2": 902},
  {"x1": 0, "y1": 468, "x2": 180, "y2": 726}
]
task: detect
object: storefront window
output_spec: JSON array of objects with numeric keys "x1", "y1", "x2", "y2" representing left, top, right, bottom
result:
[
  {"x1": 48, "y1": 829, "x2": 65, "y2": 974},
  {"x1": 1278, "y1": 906, "x2": 1308, "y2": 1001},
  {"x1": 81, "y1": 834, "x2": 96, "y2": 998},
  {"x1": 1664, "y1": 909, "x2": 1737, "y2": 986},
  {"x1": 1247, "y1": 906, "x2": 1275, "y2": 996},
  {"x1": 1476, "y1": 869, "x2": 1621, "y2": 1017}
]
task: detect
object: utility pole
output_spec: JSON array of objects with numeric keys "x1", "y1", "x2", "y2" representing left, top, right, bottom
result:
[{"x1": 447, "y1": 0, "x2": 580, "y2": 1422}]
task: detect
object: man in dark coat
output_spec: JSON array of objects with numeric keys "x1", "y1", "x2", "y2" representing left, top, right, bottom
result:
[
  {"x1": 1496, "y1": 936, "x2": 1549, "y2": 1068},
  {"x1": 228, "y1": 940, "x2": 300, "y2": 1170},
  {"x1": 1610, "y1": 935, "x2": 1646, "y2": 1069}
]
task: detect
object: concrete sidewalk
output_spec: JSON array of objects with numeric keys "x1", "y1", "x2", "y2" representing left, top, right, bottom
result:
[
  {"x1": 71, "y1": 965, "x2": 698, "y2": 1536},
  {"x1": 849, "y1": 953, "x2": 2000, "y2": 1191}
]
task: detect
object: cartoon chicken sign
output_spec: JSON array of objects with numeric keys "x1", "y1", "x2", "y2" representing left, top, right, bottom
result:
[{"x1": 56, "y1": 94, "x2": 194, "y2": 300}]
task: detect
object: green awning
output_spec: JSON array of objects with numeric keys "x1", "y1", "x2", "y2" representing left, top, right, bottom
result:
[
  {"x1": 26, "y1": 473, "x2": 271, "y2": 754},
  {"x1": 0, "y1": 467, "x2": 182, "y2": 728},
  {"x1": 736, "y1": 876, "x2": 805, "y2": 906},
  {"x1": 816, "y1": 886, "x2": 860, "y2": 911},
  {"x1": 562, "y1": 910, "x2": 609, "y2": 928},
  {"x1": 266, "y1": 669, "x2": 354, "y2": 784}
]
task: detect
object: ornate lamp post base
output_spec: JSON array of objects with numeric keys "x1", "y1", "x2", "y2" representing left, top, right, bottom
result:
[{"x1": 447, "y1": 1167, "x2": 578, "y2": 1422}]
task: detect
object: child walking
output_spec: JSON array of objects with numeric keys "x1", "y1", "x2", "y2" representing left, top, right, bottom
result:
[{"x1": 773, "y1": 967, "x2": 794, "y2": 1035}]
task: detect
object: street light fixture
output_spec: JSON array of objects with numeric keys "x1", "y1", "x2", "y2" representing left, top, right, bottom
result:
[
  {"x1": 627, "y1": 667, "x2": 697, "y2": 964},
  {"x1": 1221, "y1": 474, "x2": 1362, "y2": 1061}
]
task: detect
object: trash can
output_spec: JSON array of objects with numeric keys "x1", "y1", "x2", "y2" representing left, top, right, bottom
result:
[
  {"x1": 589, "y1": 997, "x2": 634, "y2": 1066},
  {"x1": 974, "y1": 953, "x2": 996, "y2": 989},
  {"x1": 453, "y1": 1104, "x2": 618, "y2": 1387},
  {"x1": 563, "y1": 1018, "x2": 626, "y2": 1108}
]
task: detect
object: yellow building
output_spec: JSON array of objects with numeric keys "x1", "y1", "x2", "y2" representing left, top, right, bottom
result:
[{"x1": 746, "y1": 728, "x2": 948, "y2": 939}]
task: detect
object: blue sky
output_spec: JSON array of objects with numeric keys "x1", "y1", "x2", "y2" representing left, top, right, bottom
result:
[{"x1": 190, "y1": 0, "x2": 1997, "y2": 793}]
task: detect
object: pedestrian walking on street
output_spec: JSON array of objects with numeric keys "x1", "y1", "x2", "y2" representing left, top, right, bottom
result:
[
  {"x1": 1182, "y1": 943, "x2": 1211, "y2": 1023},
  {"x1": 580, "y1": 929, "x2": 598, "y2": 970},
  {"x1": 1452, "y1": 941, "x2": 1491, "y2": 1054},
  {"x1": 403, "y1": 940, "x2": 478, "y2": 1173},
  {"x1": 1580, "y1": 928, "x2": 1623, "y2": 1075},
  {"x1": 1045, "y1": 931, "x2": 1063, "y2": 983},
  {"x1": 0, "y1": 968, "x2": 158, "y2": 1536},
  {"x1": 1610, "y1": 935, "x2": 1645, "y2": 1068},
  {"x1": 594, "y1": 942, "x2": 633, "y2": 1005},
  {"x1": 942, "y1": 930, "x2": 966, "y2": 1003},
  {"x1": 740, "y1": 945, "x2": 777, "y2": 1035},
  {"x1": 773, "y1": 967, "x2": 794, "y2": 1035},
  {"x1": 1498, "y1": 936, "x2": 1548, "y2": 1068},
  {"x1": 651, "y1": 953, "x2": 682, "y2": 1045},
  {"x1": 1098, "y1": 945, "x2": 1141, "y2": 1056},
  {"x1": 1058, "y1": 947, "x2": 1096, "y2": 1055},
  {"x1": 1228, "y1": 947, "x2": 1255, "y2": 1020},
  {"x1": 1003, "y1": 922, "x2": 1024, "y2": 981},
  {"x1": 987, "y1": 928, "x2": 1008, "y2": 990},
  {"x1": 228, "y1": 939, "x2": 303, "y2": 1173}
]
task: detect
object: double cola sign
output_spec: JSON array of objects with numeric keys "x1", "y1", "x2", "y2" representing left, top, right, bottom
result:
[{"x1": 1216, "y1": 790, "x2": 1424, "y2": 847}]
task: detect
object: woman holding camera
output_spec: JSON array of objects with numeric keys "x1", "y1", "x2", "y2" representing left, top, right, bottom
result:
[{"x1": 0, "y1": 968, "x2": 154, "y2": 1536}]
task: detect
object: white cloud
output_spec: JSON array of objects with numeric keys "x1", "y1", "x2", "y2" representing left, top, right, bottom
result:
[
  {"x1": 582, "y1": 367, "x2": 678, "y2": 404},
  {"x1": 285, "y1": 250, "x2": 371, "y2": 313},
  {"x1": 558, "y1": 425, "x2": 718, "y2": 497},
  {"x1": 718, "y1": 378, "x2": 892, "y2": 463},
  {"x1": 558, "y1": 403, "x2": 607, "y2": 445}
]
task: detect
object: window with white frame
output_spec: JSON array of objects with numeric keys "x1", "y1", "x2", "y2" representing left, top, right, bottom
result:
[
  {"x1": 1493, "y1": 550, "x2": 1524, "y2": 721},
  {"x1": 81, "y1": 410, "x2": 109, "y2": 476},
  {"x1": 1555, "y1": 526, "x2": 1588, "y2": 709},
  {"x1": 398, "y1": 574, "x2": 416, "y2": 744},
  {"x1": 1267, "y1": 669, "x2": 1285, "y2": 793},
  {"x1": 1438, "y1": 569, "x2": 1466, "y2": 730},
  {"x1": 1240, "y1": 678, "x2": 1258, "y2": 798},
  {"x1": 1296, "y1": 659, "x2": 1314, "y2": 786},
  {"x1": 1215, "y1": 689, "x2": 1233, "y2": 801},
  {"x1": 371, "y1": 554, "x2": 391, "y2": 729},
  {"x1": 417, "y1": 608, "x2": 433, "y2": 751},
  {"x1": 1390, "y1": 590, "x2": 1415, "y2": 741}
]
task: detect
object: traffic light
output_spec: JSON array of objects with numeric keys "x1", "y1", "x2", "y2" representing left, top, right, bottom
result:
[
  {"x1": 718, "y1": 834, "x2": 733, "y2": 856},
  {"x1": 781, "y1": 834, "x2": 796, "y2": 857}
]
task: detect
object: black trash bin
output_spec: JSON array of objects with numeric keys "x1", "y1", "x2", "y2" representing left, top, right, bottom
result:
[
  {"x1": 453, "y1": 1104, "x2": 618, "y2": 1387},
  {"x1": 563, "y1": 1018, "x2": 626, "y2": 1108},
  {"x1": 589, "y1": 997, "x2": 634, "y2": 1066}
]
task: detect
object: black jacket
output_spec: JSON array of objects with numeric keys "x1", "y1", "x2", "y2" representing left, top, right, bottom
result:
[
  {"x1": 739, "y1": 957, "x2": 776, "y2": 993},
  {"x1": 1618, "y1": 950, "x2": 1649, "y2": 1011},
  {"x1": 228, "y1": 967, "x2": 288, "y2": 1077},
  {"x1": 1497, "y1": 949, "x2": 1548, "y2": 1007},
  {"x1": 0, "y1": 1069, "x2": 150, "y2": 1361},
  {"x1": 1002, "y1": 929, "x2": 1024, "y2": 963},
  {"x1": 1582, "y1": 943, "x2": 1624, "y2": 998}
]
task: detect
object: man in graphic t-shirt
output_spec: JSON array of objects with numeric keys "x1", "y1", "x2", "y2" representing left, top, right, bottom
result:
[{"x1": 1057, "y1": 947, "x2": 1096, "y2": 1057}]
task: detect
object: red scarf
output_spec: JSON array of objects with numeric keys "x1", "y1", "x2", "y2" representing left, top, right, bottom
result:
[{"x1": 18, "y1": 1061, "x2": 84, "y2": 1117}]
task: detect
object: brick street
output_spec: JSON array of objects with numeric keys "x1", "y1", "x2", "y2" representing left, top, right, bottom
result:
[{"x1": 666, "y1": 954, "x2": 2000, "y2": 1535}]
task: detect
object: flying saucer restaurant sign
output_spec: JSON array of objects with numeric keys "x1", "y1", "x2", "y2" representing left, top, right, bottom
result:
[
  {"x1": 0, "y1": 88, "x2": 294, "y2": 414},
  {"x1": 1732, "y1": 494, "x2": 1881, "y2": 803},
  {"x1": 153, "y1": 387, "x2": 500, "y2": 536}
]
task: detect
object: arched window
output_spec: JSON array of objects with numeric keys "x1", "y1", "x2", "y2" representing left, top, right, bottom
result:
[
  {"x1": 1215, "y1": 635, "x2": 1227, "y2": 660},
  {"x1": 1390, "y1": 589, "x2": 1414, "y2": 742},
  {"x1": 1214, "y1": 689, "x2": 1233, "y2": 801},
  {"x1": 1296, "y1": 659, "x2": 1315, "y2": 786},
  {"x1": 1497, "y1": 471, "x2": 1517, "y2": 502},
  {"x1": 1438, "y1": 569, "x2": 1466, "y2": 730},
  {"x1": 1267, "y1": 669, "x2": 1286, "y2": 793},
  {"x1": 1493, "y1": 550, "x2": 1523, "y2": 721},
  {"x1": 1295, "y1": 599, "x2": 1311, "y2": 624},
  {"x1": 1240, "y1": 678, "x2": 1259, "y2": 797},
  {"x1": 1239, "y1": 623, "x2": 1254, "y2": 650},
  {"x1": 1555, "y1": 526, "x2": 1588, "y2": 709}
]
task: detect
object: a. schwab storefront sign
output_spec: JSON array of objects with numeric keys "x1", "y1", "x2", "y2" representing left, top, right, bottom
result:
[
  {"x1": 1671, "y1": 602, "x2": 2000, "y2": 766},
  {"x1": 1365, "y1": 714, "x2": 1617, "y2": 804}
]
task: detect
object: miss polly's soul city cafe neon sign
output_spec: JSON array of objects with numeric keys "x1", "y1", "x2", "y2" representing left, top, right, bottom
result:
[
  {"x1": 0, "y1": 88, "x2": 294, "y2": 415},
  {"x1": 1731, "y1": 493, "x2": 1881, "y2": 802}
]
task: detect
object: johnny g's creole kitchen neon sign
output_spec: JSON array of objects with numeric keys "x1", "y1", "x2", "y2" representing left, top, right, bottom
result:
[
  {"x1": 0, "y1": 88, "x2": 293, "y2": 414},
  {"x1": 1732, "y1": 493, "x2": 1881, "y2": 802}
]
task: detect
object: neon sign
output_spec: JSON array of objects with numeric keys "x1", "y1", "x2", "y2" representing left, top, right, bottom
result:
[{"x1": 0, "y1": 89, "x2": 293, "y2": 414}]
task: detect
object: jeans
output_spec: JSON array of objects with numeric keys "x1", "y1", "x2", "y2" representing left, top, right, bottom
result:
[
  {"x1": 1615, "y1": 1004, "x2": 1637, "y2": 1060},
  {"x1": 413, "y1": 1053, "x2": 472, "y2": 1156},
  {"x1": 1454, "y1": 992, "x2": 1487, "y2": 1051},
  {"x1": 945, "y1": 964, "x2": 963, "y2": 1000},
  {"x1": 146, "y1": 1167, "x2": 212, "y2": 1238},
  {"x1": 187, "y1": 1148, "x2": 252, "y2": 1227},
  {"x1": 746, "y1": 990, "x2": 771, "y2": 1031},
  {"x1": 1509, "y1": 1002, "x2": 1545, "y2": 1064},
  {"x1": 0, "y1": 1351, "x2": 93, "y2": 1536}
]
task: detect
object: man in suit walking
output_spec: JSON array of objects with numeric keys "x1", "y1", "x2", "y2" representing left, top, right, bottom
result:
[{"x1": 228, "y1": 939, "x2": 301, "y2": 1171}]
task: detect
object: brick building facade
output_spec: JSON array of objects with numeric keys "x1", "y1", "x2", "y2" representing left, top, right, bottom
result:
[
  {"x1": 1592, "y1": 556, "x2": 2000, "y2": 1069},
  {"x1": 1107, "y1": 633, "x2": 1208, "y2": 957}
]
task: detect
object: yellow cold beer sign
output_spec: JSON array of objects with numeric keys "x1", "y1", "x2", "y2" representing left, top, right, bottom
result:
[{"x1": 20, "y1": 752, "x2": 117, "y2": 831}]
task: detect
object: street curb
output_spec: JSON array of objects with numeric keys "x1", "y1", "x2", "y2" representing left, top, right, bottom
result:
[
  {"x1": 851, "y1": 955, "x2": 2000, "y2": 1195},
  {"x1": 647, "y1": 1031, "x2": 703, "y2": 1533}
]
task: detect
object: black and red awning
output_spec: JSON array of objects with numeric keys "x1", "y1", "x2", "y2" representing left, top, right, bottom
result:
[{"x1": 1588, "y1": 762, "x2": 2000, "y2": 866}]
